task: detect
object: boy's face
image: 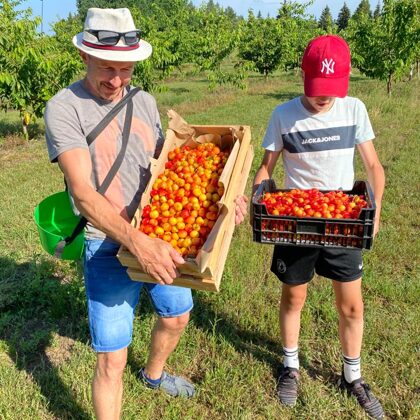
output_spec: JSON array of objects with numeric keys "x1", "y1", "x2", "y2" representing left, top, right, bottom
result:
[{"x1": 301, "y1": 96, "x2": 336, "y2": 114}]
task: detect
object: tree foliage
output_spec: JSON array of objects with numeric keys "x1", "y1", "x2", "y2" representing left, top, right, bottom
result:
[
  {"x1": 276, "y1": 1, "x2": 320, "y2": 70},
  {"x1": 319, "y1": 6, "x2": 335, "y2": 32},
  {"x1": 238, "y1": 12, "x2": 284, "y2": 78},
  {"x1": 346, "y1": 0, "x2": 420, "y2": 94},
  {"x1": 373, "y1": 2, "x2": 382, "y2": 18},
  {"x1": 0, "y1": 0, "x2": 80, "y2": 138},
  {"x1": 337, "y1": 2, "x2": 351, "y2": 31},
  {"x1": 353, "y1": 0, "x2": 373, "y2": 20}
]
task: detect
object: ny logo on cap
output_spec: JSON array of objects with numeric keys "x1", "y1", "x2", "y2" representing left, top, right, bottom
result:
[{"x1": 321, "y1": 58, "x2": 335, "y2": 75}]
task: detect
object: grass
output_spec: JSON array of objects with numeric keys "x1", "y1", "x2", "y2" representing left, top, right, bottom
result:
[{"x1": 0, "y1": 72, "x2": 419, "y2": 419}]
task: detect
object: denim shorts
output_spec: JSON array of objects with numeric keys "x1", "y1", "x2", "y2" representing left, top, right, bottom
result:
[{"x1": 83, "y1": 239, "x2": 193, "y2": 352}]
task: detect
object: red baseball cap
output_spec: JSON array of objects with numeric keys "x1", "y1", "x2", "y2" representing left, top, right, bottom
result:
[{"x1": 301, "y1": 35, "x2": 351, "y2": 98}]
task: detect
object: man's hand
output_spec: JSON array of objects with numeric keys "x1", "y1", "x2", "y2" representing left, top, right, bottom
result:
[
  {"x1": 234, "y1": 195, "x2": 248, "y2": 225},
  {"x1": 130, "y1": 233, "x2": 185, "y2": 285}
]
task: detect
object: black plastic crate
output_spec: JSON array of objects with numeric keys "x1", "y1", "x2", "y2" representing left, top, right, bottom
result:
[{"x1": 252, "y1": 180, "x2": 376, "y2": 250}]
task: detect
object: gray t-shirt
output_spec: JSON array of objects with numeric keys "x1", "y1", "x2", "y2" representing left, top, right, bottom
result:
[
  {"x1": 262, "y1": 96, "x2": 375, "y2": 190},
  {"x1": 45, "y1": 80, "x2": 164, "y2": 239}
]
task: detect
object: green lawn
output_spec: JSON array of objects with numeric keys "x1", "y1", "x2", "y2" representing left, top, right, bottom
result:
[{"x1": 0, "y1": 72, "x2": 419, "y2": 419}]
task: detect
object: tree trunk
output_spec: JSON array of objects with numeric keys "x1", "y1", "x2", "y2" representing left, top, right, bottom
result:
[
  {"x1": 22, "y1": 121, "x2": 29, "y2": 141},
  {"x1": 387, "y1": 74, "x2": 392, "y2": 96}
]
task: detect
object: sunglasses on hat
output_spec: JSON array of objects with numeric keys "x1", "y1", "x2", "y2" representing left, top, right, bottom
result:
[{"x1": 86, "y1": 29, "x2": 141, "y2": 46}]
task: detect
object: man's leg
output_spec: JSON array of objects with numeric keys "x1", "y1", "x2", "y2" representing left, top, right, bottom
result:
[
  {"x1": 93, "y1": 348, "x2": 127, "y2": 420},
  {"x1": 144, "y1": 312, "x2": 190, "y2": 379},
  {"x1": 140, "y1": 283, "x2": 194, "y2": 397}
]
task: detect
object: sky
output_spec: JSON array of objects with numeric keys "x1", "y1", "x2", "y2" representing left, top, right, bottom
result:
[{"x1": 22, "y1": 0, "x2": 374, "y2": 33}]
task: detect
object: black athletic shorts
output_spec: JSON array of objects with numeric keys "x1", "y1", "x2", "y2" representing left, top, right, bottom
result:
[{"x1": 271, "y1": 245, "x2": 363, "y2": 285}]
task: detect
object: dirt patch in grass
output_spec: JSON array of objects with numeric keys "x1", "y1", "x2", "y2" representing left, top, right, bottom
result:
[
  {"x1": 45, "y1": 334, "x2": 76, "y2": 368},
  {"x1": 0, "y1": 134, "x2": 27, "y2": 151}
]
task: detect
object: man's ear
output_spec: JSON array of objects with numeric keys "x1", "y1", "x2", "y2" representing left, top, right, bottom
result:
[{"x1": 79, "y1": 50, "x2": 89, "y2": 65}]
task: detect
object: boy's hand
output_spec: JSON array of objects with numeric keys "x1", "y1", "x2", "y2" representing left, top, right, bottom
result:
[{"x1": 234, "y1": 195, "x2": 248, "y2": 225}]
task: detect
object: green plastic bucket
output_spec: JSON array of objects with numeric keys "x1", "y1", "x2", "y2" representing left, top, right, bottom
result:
[{"x1": 34, "y1": 191, "x2": 85, "y2": 260}]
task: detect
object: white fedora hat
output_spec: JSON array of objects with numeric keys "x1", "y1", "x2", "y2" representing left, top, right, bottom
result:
[{"x1": 72, "y1": 8, "x2": 152, "y2": 62}]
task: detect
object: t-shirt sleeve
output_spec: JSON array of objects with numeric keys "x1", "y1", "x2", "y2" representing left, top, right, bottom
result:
[
  {"x1": 153, "y1": 104, "x2": 164, "y2": 159},
  {"x1": 262, "y1": 107, "x2": 284, "y2": 152},
  {"x1": 44, "y1": 98, "x2": 88, "y2": 163},
  {"x1": 354, "y1": 99, "x2": 375, "y2": 144}
]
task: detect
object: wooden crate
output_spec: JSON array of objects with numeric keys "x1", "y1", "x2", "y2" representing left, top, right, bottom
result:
[{"x1": 117, "y1": 113, "x2": 254, "y2": 291}]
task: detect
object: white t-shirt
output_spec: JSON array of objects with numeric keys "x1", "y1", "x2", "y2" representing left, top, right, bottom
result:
[{"x1": 262, "y1": 96, "x2": 374, "y2": 190}]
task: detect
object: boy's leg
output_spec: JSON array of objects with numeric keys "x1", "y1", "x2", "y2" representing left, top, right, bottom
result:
[
  {"x1": 277, "y1": 283, "x2": 308, "y2": 406},
  {"x1": 271, "y1": 245, "x2": 318, "y2": 406},
  {"x1": 280, "y1": 283, "x2": 308, "y2": 351},
  {"x1": 317, "y1": 249, "x2": 384, "y2": 419},
  {"x1": 332, "y1": 278, "x2": 363, "y2": 360}
]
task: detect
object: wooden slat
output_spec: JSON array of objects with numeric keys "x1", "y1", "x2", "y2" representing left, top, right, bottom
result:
[{"x1": 126, "y1": 269, "x2": 219, "y2": 292}]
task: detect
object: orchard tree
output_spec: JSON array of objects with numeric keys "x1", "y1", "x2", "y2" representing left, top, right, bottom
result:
[
  {"x1": 353, "y1": 0, "x2": 373, "y2": 20},
  {"x1": 337, "y1": 2, "x2": 351, "y2": 31},
  {"x1": 319, "y1": 6, "x2": 335, "y2": 32},
  {"x1": 346, "y1": 0, "x2": 420, "y2": 95},
  {"x1": 373, "y1": 1, "x2": 382, "y2": 18},
  {"x1": 76, "y1": 0, "x2": 130, "y2": 20},
  {"x1": 0, "y1": 0, "x2": 80, "y2": 138},
  {"x1": 238, "y1": 12, "x2": 284, "y2": 79},
  {"x1": 276, "y1": 1, "x2": 320, "y2": 70},
  {"x1": 191, "y1": 6, "x2": 243, "y2": 88}
]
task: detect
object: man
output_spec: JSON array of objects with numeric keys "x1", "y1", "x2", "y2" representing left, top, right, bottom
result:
[{"x1": 44, "y1": 8, "x2": 247, "y2": 420}]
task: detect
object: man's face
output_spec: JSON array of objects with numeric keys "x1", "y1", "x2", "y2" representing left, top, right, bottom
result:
[
  {"x1": 81, "y1": 52, "x2": 135, "y2": 102},
  {"x1": 301, "y1": 96, "x2": 336, "y2": 114}
]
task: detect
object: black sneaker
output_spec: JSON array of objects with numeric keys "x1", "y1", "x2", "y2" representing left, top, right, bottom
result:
[
  {"x1": 339, "y1": 374, "x2": 384, "y2": 419},
  {"x1": 276, "y1": 366, "x2": 299, "y2": 406}
]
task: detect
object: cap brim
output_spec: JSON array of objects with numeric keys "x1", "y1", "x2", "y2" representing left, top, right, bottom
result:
[
  {"x1": 304, "y1": 75, "x2": 349, "y2": 98},
  {"x1": 72, "y1": 32, "x2": 152, "y2": 62}
]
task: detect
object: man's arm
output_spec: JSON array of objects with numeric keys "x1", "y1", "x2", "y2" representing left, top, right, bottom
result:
[
  {"x1": 58, "y1": 148, "x2": 184, "y2": 285},
  {"x1": 357, "y1": 140, "x2": 385, "y2": 236}
]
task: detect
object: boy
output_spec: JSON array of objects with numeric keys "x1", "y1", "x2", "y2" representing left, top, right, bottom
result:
[{"x1": 253, "y1": 35, "x2": 385, "y2": 419}]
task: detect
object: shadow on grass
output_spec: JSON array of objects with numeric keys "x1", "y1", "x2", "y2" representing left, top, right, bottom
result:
[
  {"x1": 189, "y1": 293, "x2": 282, "y2": 381},
  {"x1": 189, "y1": 292, "x2": 341, "y2": 389},
  {"x1": 0, "y1": 119, "x2": 44, "y2": 140},
  {"x1": 0, "y1": 256, "x2": 91, "y2": 419}
]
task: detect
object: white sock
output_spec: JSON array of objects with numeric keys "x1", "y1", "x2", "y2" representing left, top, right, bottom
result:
[
  {"x1": 283, "y1": 346, "x2": 299, "y2": 370},
  {"x1": 343, "y1": 354, "x2": 361, "y2": 383}
]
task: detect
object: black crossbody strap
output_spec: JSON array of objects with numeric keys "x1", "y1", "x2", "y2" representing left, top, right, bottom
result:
[
  {"x1": 55, "y1": 93, "x2": 137, "y2": 258},
  {"x1": 97, "y1": 98, "x2": 133, "y2": 194},
  {"x1": 86, "y1": 87, "x2": 140, "y2": 146}
]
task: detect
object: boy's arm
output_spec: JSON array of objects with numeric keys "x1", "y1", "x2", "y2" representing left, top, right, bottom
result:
[
  {"x1": 250, "y1": 150, "x2": 281, "y2": 225},
  {"x1": 252, "y1": 150, "x2": 282, "y2": 194},
  {"x1": 357, "y1": 140, "x2": 385, "y2": 236}
]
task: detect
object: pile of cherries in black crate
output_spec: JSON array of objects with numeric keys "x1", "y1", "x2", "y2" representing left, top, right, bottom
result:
[{"x1": 252, "y1": 180, "x2": 376, "y2": 250}]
